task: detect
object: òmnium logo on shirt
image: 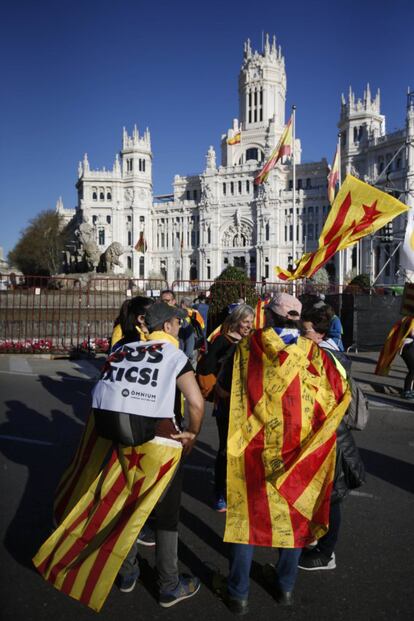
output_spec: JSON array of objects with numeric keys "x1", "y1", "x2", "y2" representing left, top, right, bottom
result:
[{"x1": 122, "y1": 389, "x2": 130, "y2": 397}]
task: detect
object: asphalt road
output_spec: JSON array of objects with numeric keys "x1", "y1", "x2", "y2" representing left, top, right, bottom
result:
[{"x1": 0, "y1": 354, "x2": 413, "y2": 621}]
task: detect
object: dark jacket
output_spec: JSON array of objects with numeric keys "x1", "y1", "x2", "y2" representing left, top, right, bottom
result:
[{"x1": 332, "y1": 420, "x2": 365, "y2": 503}]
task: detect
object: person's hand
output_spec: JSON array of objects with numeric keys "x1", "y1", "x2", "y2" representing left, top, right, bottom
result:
[{"x1": 170, "y1": 431, "x2": 197, "y2": 455}]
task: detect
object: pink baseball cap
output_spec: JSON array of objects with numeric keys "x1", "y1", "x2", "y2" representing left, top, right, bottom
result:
[{"x1": 268, "y1": 292, "x2": 302, "y2": 318}]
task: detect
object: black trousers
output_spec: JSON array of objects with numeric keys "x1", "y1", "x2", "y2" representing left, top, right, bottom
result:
[
  {"x1": 317, "y1": 501, "x2": 342, "y2": 557},
  {"x1": 214, "y1": 411, "x2": 229, "y2": 497},
  {"x1": 401, "y1": 342, "x2": 414, "y2": 392}
]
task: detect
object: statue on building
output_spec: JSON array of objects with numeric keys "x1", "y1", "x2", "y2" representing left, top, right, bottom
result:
[{"x1": 206, "y1": 145, "x2": 217, "y2": 170}]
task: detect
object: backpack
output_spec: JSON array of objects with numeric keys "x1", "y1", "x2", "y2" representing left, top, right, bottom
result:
[{"x1": 343, "y1": 377, "x2": 370, "y2": 431}]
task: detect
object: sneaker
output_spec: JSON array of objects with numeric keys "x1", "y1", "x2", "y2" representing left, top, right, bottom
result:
[
  {"x1": 298, "y1": 549, "x2": 336, "y2": 571},
  {"x1": 401, "y1": 390, "x2": 414, "y2": 400},
  {"x1": 137, "y1": 524, "x2": 156, "y2": 547},
  {"x1": 213, "y1": 496, "x2": 227, "y2": 512},
  {"x1": 159, "y1": 574, "x2": 201, "y2": 608},
  {"x1": 118, "y1": 573, "x2": 138, "y2": 593}
]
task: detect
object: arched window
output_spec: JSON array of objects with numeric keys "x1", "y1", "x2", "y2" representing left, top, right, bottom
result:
[
  {"x1": 207, "y1": 227, "x2": 211, "y2": 244},
  {"x1": 207, "y1": 259, "x2": 211, "y2": 279},
  {"x1": 128, "y1": 231, "x2": 132, "y2": 245},
  {"x1": 246, "y1": 147, "x2": 259, "y2": 162},
  {"x1": 265, "y1": 222, "x2": 270, "y2": 241},
  {"x1": 92, "y1": 187, "x2": 97, "y2": 201},
  {"x1": 99, "y1": 187, "x2": 104, "y2": 200},
  {"x1": 190, "y1": 264, "x2": 198, "y2": 280},
  {"x1": 106, "y1": 190, "x2": 112, "y2": 201}
]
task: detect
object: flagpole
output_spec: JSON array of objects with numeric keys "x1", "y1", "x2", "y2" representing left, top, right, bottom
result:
[
  {"x1": 337, "y1": 132, "x2": 344, "y2": 292},
  {"x1": 292, "y1": 105, "x2": 296, "y2": 289}
]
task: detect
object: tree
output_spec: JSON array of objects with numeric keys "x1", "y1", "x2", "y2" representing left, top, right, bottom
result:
[
  {"x1": 8, "y1": 210, "x2": 69, "y2": 276},
  {"x1": 208, "y1": 265, "x2": 258, "y2": 328}
]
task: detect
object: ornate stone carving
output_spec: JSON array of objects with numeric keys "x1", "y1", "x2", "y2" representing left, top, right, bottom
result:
[
  {"x1": 101, "y1": 242, "x2": 125, "y2": 273},
  {"x1": 222, "y1": 222, "x2": 253, "y2": 248},
  {"x1": 75, "y1": 220, "x2": 100, "y2": 272}
]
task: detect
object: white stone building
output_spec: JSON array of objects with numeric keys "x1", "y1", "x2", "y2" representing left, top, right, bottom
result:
[{"x1": 57, "y1": 35, "x2": 414, "y2": 285}]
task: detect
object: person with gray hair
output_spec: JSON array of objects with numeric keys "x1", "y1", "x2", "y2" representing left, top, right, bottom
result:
[{"x1": 196, "y1": 304, "x2": 255, "y2": 511}]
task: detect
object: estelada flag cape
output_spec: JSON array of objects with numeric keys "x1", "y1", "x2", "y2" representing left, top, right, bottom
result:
[
  {"x1": 375, "y1": 316, "x2": 414, "y2": 376},
  {"x1": 276, "y1": 175, "x2": 408, "y2": 281},
  {"x1": 53, "y1": 412, "x2": 112, "y2": 525},
  {"x1": 224, "y1": 329, "x2": 351, "y2": 548},
  {"x1": 34, "y1": 438, "x2": 181, "y2": 612}
]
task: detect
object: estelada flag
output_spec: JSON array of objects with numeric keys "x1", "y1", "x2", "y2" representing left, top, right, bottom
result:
[
  {"x1": 327, "y1": 145, "x2": 340, "y2": 205},
  {"x1": 276, "y1": 175, "x2": 408, "y2": 281},
  {"x1": 227, "y1": 131, "x2": 241, "y2": 145},
  {"x1": 375, "y1": 316, "x2": 414, "y2": 376},
  {"x1": 254, "y1": 297, "x2": 268, "y2": 329},
  {"x1": 134, "y1": 231, "x2": 147, "y2": 253},
  {"x1": 53, "y1": 413, "x2": 111, "y2": 525},
  {"x1": 224, "y1": 330, "x2": 351, "y2": 547},
  {"x1": 33, "y1": 438, "x2": 181, "y2": 612},
  {"x1": 255, "y1": 116, "x2": 292, "y2": 185}
]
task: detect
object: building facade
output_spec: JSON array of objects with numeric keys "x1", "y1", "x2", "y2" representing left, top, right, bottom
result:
[{"x1": 57, "y1": 35, "x2": 414, "y2": 285}]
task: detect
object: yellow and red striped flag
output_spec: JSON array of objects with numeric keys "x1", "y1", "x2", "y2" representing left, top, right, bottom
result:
[
  {"x1": 227, "y1": 131, "x2": 241, "y2": 145},
  {"x1": 255, "y1": 116, "x2": 293, "y2": 185},
  {"x1": 34, "y1": 438, "x2": 182, "y2": 612},
  {"x1": 224, "y1": 330, "x2": 351, "y2": 547},
  {"x1": 327, "y1": 145, "x2": 340, "y2": 205},
  {"x1": 53, "y1": 412, "x2": 112, "y2": 525},
  {"x1": 375, "y1": 316, "x2": 414, "y2": 376},
  {"x1": 276, "y1": 175, "x2": 408, "y2": 281},
  {"x1": 254, "y1": 297, "x2": 269, "y2": 329}
]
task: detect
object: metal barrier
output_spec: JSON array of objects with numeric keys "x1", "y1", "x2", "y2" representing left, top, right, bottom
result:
[
  {"x1": 0, "y1": 275, "x2": 167, "y2": 354},
  {"x1": 0, "y1": 273, "x2": 402, "y2": 353}
]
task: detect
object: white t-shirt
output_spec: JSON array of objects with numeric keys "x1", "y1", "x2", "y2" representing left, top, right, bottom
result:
[{"x1": 92, "y1": 339, "x2": 189, "y2": 419}]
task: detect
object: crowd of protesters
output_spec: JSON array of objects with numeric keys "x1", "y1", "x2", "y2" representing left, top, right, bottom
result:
[{"x1": 33, "y1": 287, "x2": 373, "y2": 615}]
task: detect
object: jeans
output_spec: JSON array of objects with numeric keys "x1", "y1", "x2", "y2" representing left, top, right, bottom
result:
[
  {"x1": 228, "y1": 543, "x2": 302, "y2": 599},
  {"x1": 401, "y1": 342, "x2": 414, "y2": 392}
]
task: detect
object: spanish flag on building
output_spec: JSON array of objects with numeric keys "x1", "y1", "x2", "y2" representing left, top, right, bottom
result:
[
  {"x1": 33, "y1": 438, "x2": 181, "y2": 612},
  {"x1": 276, "y1": 175, "x2": 408, "y2": 281},
  {"x1": 227, "y1": 131, "x2": 241, "y2": 145},
  {"x1": 327, "y1": 145, "x2": 340, "y2": 205},
  {"x1": 255, "y1": 116, "x2": 293, "y2": 185},
  {"x1": 134, "y1": 231, "x2": 147, "y2": 253},
  {"x1": 224, "y1": 330, "x2": 351, "y2": 547}
]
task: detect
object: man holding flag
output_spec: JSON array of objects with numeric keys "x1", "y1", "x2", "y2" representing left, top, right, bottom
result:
[{"x1": 216, "y1": 293, "x2": 351, "y2": 613}]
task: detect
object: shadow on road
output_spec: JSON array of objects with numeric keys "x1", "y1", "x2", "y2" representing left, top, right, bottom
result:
[
  {"x1": 359, "y1": 447, "x2": 414, "y2": 494},
  {"x1": 0, "y1": 400, "x2": 84, "y2": 569}
]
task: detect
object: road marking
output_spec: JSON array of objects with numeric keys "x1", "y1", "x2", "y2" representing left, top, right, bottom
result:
[
  {"x1": 349, "y1": 490, "x2": 374, "y2": 498},
  {"x1": 0, "y1": 370, "x2": 94, "y2": 381},
  {"x1": 0, "y1": 434, "x2": 54, "y2": 446},
  {"x1": 9, "y1": 358, "x2": 32, "y2": 373}
]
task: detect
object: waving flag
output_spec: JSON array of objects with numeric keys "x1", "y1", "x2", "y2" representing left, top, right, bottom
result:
[
  {"x1": 375, "y1": 316, "x2": 414, "y2": 376},
  {"x1": 255, "y1": 116, "x2": 293, "y2": 185},
  {"x1": 327, "y1": 145, "x2": 340, "y2": 204},
  {"x1": 224, "y1": 330, "x2": 351, "y2": 547},
  {"x1": 34, "y1": 439, "x2": 182, "y2": 612},
  {"x1": 227, "y1": 131, "x2": 241, "y2": 145},
  {"x1": 400, "y1": 208, "x2": 414, "y2": 272},
  {"x1": 134, "y1": 232, "x2": 147, "y2": 253},
  {"x1": 276, "y1": 175, "x2": 408, "y2": 281}
]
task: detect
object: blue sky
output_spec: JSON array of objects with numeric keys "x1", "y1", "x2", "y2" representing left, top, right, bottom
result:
[{"x1": 1, "y1": 0, "x2": 413, "y2": 256}]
